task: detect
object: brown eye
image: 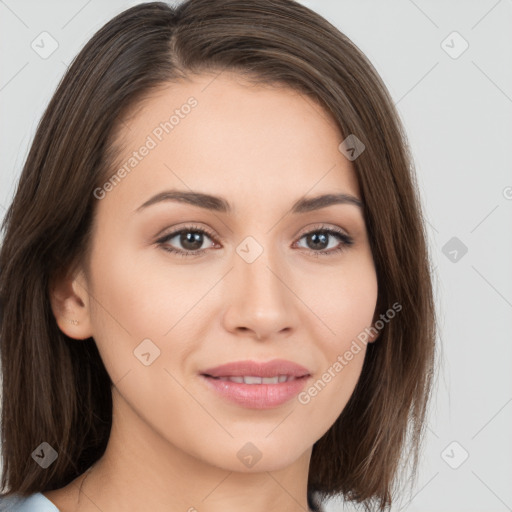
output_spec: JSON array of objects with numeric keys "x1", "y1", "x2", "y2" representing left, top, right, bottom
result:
[
  {"x1": 294, "y1": 225, "x2": 354, "y2": 256},
  {"x1": 157, "y1": 225, "x2": 217, "y2": 257},
  {"x1": 157, "y1": 224, "x2": 353, "y2": 258}
]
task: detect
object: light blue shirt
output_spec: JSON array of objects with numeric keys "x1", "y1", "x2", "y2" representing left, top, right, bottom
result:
[{"x1": 0, "y1": 492, "x2": 59, "y2": 511}]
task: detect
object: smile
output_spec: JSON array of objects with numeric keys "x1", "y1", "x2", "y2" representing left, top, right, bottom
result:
[{"x1": 208, "y1": 375, "x2": 300, "y2": 384}]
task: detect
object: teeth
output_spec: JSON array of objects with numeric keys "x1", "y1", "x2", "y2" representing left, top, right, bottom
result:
[
  {"x1": 215, "y1": 375, "x2": 295, "y2": 384},
  {"x1": 243, "y1": 376, "x2": 262, "y2": 384}
]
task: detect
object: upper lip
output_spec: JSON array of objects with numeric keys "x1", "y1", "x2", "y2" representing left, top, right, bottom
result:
[{"x1": 201, "y1": 359, "x2": 311, "y2": 378}]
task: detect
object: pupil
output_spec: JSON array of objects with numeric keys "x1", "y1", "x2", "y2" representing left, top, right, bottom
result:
[
  {"x1": 309, "y1": 232, "x2": 328, "y2": 250},
  {"x1": 181, "y1": 231, "x2": 202, "y2": 251}
]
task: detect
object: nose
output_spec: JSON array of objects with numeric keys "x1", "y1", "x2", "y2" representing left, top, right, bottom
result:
[{"x1": 222, "y1": 244, "x2": 300, "y2": 342}]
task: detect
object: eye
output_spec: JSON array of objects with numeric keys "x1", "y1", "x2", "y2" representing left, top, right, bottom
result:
[
  {"x1": 294, "y1": 224, "x2": 354, "y2": 256},
  {"x1": 156, "y1": 223, "x2": 354, "y2": 258},
  {"x1": 156, "y1": 224, "x2": 217, "y2": 258}
]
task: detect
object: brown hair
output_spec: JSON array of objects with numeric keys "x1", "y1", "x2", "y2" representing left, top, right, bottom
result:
[{"x1": 0, "y1": 1, "x2": 437, "y2": 510}]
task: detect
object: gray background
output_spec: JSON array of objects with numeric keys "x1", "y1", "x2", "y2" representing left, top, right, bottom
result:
[{"x1": 1, "y1": 1, "x2": 511, "y2": 511}]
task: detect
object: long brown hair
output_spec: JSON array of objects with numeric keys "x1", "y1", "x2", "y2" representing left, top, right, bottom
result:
[{"x1": 0, "y1": 1, "x2": 437, "y2": 510}]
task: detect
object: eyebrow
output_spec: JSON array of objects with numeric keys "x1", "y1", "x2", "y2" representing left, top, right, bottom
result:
[{"x1": 134, "y1": 189, "x2": 363, "y2": 214}]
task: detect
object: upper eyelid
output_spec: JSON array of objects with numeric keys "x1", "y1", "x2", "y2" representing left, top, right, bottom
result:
[
  {"x1": 156, "y1": 223, "x2": 352, "y2": 247},
  {"x1": 156, "y1": 222, "x2": 351, "y2": 239}
]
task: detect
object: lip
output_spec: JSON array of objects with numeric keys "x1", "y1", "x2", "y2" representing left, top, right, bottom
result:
[
  {"x1": 201, "y1": 359, "x2": 311, "y2": 378},
  {"x1": 200, "y1": 359, "x2": 312, "y2": 409}
]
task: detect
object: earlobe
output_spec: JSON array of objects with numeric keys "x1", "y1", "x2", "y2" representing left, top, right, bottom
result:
[
  {"x1": 49, "y1": 267, "x2": 93, "y2": 340},
  {"x1": 368, "y1": 328, "x2": 380, "y2": 343},
  {"x1": 367, "y1": 314, "x2": 382, "y2": 343}
]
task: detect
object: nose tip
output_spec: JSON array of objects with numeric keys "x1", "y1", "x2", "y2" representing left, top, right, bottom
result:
[{"x1": 224, "y1": 257, "x2": 298, "y2": 342}]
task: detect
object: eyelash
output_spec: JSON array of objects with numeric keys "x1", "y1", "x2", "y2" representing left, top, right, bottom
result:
[{"x1": 156, "y1": 223, "x2": 354, "y2": 258}]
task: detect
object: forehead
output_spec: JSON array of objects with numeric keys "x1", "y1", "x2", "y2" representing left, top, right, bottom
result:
[{"x1": 102, "y1": 72, "x2": 361, "y2": 215}]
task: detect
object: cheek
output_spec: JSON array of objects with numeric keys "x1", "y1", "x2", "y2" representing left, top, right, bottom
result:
[
  {"x1": 85, "y1": 232, "x2": 212, "y2": 388},
  {"x1": 88, "y1": 230, "x2": 177, "y2": 334},
  {"x1": 306, "y1": 254, "x2": 378, "y2": 342},
  {"x1": 84, "y1": 234, "x2": 168, "y2": 381},
  {"x1": 298, "y1": 266, "x2": 375, "y2": 416},
  {"x1": 298, "y1": 345, "x2": 366, "y2": 437},
  {"x1": 297, "y1": 256, "x2": 377, "y2": 418}
]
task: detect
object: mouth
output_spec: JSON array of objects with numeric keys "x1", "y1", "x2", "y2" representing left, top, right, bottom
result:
[
  {"x1": 199, "y1": 359, "x2": 312, "y2": 409},
  {"x1": 200, "y1": 358, "x2": 311, "y2": 379},
  {"x1": 202, "y1": 374, "x2": 308, "y2": 384}
]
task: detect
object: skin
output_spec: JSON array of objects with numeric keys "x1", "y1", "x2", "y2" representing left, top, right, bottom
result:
[{"x1": 46, "y1": 72, "x2": 379, "y2": 512}]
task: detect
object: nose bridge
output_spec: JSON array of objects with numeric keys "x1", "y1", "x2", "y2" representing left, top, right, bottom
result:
[
  {"x1": 223, "y1": 231, "x2": 298, "y2": 338},
  {"x1": 235, "y1": 233, "x2": 289, "y2": 306}
]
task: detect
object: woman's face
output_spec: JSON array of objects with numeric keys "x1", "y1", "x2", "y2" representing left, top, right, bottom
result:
[{"x1": 65, "y1": 72, "x2": 378, "y2": 473}]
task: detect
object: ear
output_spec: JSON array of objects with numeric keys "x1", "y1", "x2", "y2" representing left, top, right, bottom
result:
[
  {"x1": 367, "y1": 327, "x2": 380, "y2": 343},
  {"x1": 49, "y1": 266, "x2": 93, "y2": 340},
  {"x1": 366, "y1": 313, "x2": 382, "y2": 343}
]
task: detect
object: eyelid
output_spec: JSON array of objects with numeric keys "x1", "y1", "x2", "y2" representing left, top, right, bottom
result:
[
  {"x1": 294, "y1": 222, "x2": 350, "y2": 239},
  {"x1": 292, "y1": 223, "x2": 354, "y2": 253},
  {"x1": 156, "y1": 222, "x2": 351, "y2": 242},
  {"x1": 156, "y1": 223, "x2": 219, "y2": 246},
  {"x1": 155, "y1": 222, "x2": 354, "y2": 257}
]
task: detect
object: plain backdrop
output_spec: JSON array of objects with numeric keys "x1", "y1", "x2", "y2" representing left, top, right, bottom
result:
[{"x1": 1, "y1": 1, "x2": 511, "y2": 511}]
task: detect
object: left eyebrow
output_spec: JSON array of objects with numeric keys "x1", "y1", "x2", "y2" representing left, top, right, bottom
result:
[
  {"x1": 134, "y1": 189, "x2": 363, "y2": 215},
  {"x1": 290, "y1": 193, "x2": 363, "y2": 213}
]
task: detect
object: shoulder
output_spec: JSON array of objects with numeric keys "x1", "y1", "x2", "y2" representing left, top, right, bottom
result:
[{"x1": 0, "y1": 492, "x2": 60, "y2": 511}]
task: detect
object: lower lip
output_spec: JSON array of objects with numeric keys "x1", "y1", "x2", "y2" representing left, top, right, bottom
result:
[{"x1": 200, "y1": 375, "x2": 310, "y2": 409}]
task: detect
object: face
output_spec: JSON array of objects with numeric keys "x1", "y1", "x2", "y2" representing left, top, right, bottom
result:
[{"x1": 56, "y1": 72, "x2": 378, "y2": 474}]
